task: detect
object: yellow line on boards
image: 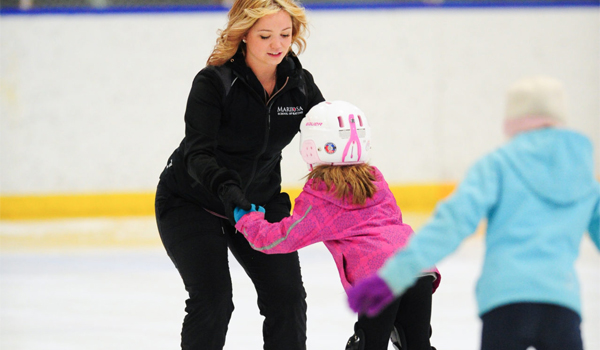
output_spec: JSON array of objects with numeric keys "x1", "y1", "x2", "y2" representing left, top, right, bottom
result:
[
  {"x1": 0, "y1": 193, "x2": 156, "y2": 220},
  {"x1": 0, "y1": 183, "x2": 455, "y2": 220}
]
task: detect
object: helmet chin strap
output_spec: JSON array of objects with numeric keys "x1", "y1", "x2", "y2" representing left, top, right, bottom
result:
[{"x1": 342, "y1": 114, "x2": 362, "y2": 163}]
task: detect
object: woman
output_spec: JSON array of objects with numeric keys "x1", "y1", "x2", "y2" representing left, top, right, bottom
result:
[{"x1": 154, "y1": 1, "x2": 325, "y2": 349}]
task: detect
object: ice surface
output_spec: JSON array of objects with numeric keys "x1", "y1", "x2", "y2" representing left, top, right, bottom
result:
[{"x1": 1, "y1": 216, "x2": 598, "y2": 350}]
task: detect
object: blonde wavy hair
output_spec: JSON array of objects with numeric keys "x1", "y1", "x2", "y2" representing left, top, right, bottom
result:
[
  {"x1": 207, "y1": 0, "x2": 309, "y2": 66},
  {"x1": 306, "y1": 163, "x2": 377, "y2": 206}
]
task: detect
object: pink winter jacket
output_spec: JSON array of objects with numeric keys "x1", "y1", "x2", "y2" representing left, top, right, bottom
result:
[{"x1": 235, "y1": 166, "x2": 441, "y2": 293}]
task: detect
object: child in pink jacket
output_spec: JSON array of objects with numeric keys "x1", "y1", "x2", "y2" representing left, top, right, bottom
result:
[{"x1": 234, "y1": 101, "x2": 440, "y2": 350}]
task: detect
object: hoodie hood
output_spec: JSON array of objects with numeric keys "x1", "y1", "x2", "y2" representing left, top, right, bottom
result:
[
  {"x1": 302, "y1": 166, "x2": 389, "y2": 210},
  {"x1": 500, "y1": 128, "x2": 596, "y2": 204}
]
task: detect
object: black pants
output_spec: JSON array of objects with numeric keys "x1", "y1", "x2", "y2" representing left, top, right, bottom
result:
[
  {"x1": 155, "y1": 183, "x2": 307, "y2": 350},
  {"x1": 480, "y1": 302, "x2": 583, "y2": 350},
  {"x1": 354, "y1": 275, "x2": 435, "y2": 350}
]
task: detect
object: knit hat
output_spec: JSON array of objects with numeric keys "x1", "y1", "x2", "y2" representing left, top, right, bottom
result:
[{"x1": 504, "y1": 75, "x2": 567, "y2": 137}]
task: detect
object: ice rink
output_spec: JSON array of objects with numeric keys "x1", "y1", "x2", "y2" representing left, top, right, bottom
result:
[{"x1": 1, "y1": 213, "x2": 598, "y2": 350}]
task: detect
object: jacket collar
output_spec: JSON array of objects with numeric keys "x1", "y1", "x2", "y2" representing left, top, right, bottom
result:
[{"x1": 226, "y1": 49, "x2": 302, "y2": 90}]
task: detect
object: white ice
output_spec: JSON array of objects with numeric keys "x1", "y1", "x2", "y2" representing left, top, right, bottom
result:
[{"x1": 0, "y1": 217, "x2": 598, "y2": 350}]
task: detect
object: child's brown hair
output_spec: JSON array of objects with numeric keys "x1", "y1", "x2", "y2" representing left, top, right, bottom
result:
[{"x1": 306, "y1": 163, "x2": 377, "y2": 206}]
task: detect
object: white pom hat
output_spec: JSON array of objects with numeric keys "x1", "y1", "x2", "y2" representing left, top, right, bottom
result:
[{"x1": 504, "y1": 75, "x2": 567, "y2": 137}]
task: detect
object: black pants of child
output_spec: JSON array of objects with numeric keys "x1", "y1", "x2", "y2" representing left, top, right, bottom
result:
[
  {"x1": 480, "y1": 302, "x2": 583, "y2": 350},
  {"x1": 354, "y1": 275, "x2": 435, "y2": 350},
  {"x1": 155, "y1": 184, "x2": 307, "y2": 350}
]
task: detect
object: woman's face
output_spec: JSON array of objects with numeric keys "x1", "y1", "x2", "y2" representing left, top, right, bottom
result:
[{"x1": 244, "y1": 10, "x2": 293, "y2": 73}]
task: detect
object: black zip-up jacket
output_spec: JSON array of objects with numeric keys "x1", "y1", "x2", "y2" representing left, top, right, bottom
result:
[{"x1": 160, "y1": 50, "x2": 325, "y2": 216}]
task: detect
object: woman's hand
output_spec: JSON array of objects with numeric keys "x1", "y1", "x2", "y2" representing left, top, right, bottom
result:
[{"x1": 218, "y1": 184, "x2": 252, "y2": 225}]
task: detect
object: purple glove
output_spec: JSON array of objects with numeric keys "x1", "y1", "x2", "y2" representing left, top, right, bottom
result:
[{"x1": 347, "y1": 274, "x2": 394, "y2": 317}]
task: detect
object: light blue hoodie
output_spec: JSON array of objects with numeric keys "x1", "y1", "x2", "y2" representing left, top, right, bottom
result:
[{"x1": 379, "y1": 128, "x2": 600, "y2": 316}]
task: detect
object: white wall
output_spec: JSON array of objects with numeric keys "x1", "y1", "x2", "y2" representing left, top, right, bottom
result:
[{"x1": 1, "y1": 7, "x2": 598, "y2": 195}]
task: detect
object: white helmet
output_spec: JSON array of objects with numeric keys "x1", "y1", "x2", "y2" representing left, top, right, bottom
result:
[{"x1": 300, "y1": 101, "x2": 371, "y2": 170}]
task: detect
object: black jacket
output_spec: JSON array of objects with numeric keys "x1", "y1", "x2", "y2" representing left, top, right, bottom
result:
[{"x1": 160, "y1": 50, "x2": 325, "y2": 216}]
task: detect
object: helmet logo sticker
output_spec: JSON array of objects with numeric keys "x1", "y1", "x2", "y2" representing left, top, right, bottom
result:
[
  {"x1": 324, "y1": 142, "x2": 336, "y2": 154},
  {"x1": 305, "y1": 121, "x2": 323, "y2": 127}
]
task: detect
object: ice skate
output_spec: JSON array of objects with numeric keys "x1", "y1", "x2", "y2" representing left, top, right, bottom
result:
[
  {"x1": 345, "y1": 329, "x2": 365, "y2": 350},
  {"x1": 390, "y1": 325, "x2": 406, "y2": 349}
]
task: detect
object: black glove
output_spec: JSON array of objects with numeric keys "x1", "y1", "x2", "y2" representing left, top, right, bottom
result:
[{"x1": 218, "y1": 183, "x2": 252, "y2": 225}]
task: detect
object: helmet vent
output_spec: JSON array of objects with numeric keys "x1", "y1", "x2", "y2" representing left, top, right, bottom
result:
[
  {"x1": 337, "y1": 116, "x2": 344, "y2": 128},
  {"x1": 357, "y1": 115, "x2": 363, "y2": 126}
]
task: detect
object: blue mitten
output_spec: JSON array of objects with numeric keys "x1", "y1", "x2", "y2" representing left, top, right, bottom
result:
[
  {"x1": 347, "y1": 274, "x2": 395, "y2": 317},
  {"x1": 233, "y1": 204, "x2": 265, "y2": 223}
]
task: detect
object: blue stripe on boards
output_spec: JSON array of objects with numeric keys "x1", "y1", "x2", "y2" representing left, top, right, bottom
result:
[
  {"x1": 306, "y1": 0, "x2": 599, "y2": 11},
  {"x1": 0, "y1": 4, "x2": 229, "y2": 16},
  {"x1": 1, "y1": 0, "x2": 598, "y2": 16}
]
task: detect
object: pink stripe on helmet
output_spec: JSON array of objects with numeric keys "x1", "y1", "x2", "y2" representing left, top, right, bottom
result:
[{"x1": 342, "y1": 114, "x2": 362, "y2": 163}]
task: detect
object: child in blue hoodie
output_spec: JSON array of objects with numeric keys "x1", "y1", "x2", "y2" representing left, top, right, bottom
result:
[{"x1": 347, "y1": 76, "x2": 600, "y2": 350}]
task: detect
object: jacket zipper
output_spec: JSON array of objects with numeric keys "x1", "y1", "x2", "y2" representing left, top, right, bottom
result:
[{"x1": 244, "y1": 77, "x2": 290, "y2": 193}]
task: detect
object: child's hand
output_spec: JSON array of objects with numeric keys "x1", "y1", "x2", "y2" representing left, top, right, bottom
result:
[
  {"x1": 347, "y1": 274, "x2": 394, "y2": 317},
  {"x1": 233, "y1": 204, "x2": 265, "y2": 223}
]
